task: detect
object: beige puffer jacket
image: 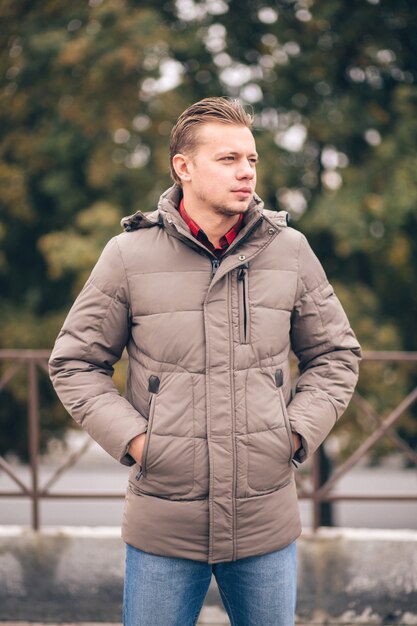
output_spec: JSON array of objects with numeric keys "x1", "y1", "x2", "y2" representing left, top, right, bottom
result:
[{"x1": 49, "y1": 185, "x2": 361, "y2": 564}]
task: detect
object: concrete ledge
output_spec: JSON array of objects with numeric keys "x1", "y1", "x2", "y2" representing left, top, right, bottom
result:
[
  {"x1": 297, "y1": 528, "x2": 417, "y2": 624},
  {"x1": 0, "y1": 526, "x2": 416, "y2": 624}
]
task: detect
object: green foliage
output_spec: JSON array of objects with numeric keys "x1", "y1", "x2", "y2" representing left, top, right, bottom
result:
[{"x1": 1, "y1": 0, "x2": 416, "y2": 461}]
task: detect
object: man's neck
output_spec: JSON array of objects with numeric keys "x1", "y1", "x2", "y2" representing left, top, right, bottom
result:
[{"x1": 181, "y1": 197, "x2": 242, "y2": 248}]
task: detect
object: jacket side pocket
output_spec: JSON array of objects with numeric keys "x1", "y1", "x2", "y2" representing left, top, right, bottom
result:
[
  {"x1": 141, "y1": 375, "x2": 160, "y2": 477},
  {"x1": 276, "y1": 369, "x2": 294, "y2": 463}
]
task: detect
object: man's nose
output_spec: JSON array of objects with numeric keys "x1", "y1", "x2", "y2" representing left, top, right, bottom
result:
[{"x1": 237, "y1": 160, "x2": 255, "y2": 179}]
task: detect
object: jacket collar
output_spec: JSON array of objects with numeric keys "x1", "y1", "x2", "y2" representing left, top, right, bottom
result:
[
  {"x1": 120, "y1": 185, "x2": 289, "y2": 252},
  {"x1": 121, "y1": 184, "x2": 265, "y2": 235}
]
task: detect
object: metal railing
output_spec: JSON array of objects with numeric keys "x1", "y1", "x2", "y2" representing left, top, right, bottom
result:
[{"x1": 1, "y1": 349, "x2": 416, "y2": 530}]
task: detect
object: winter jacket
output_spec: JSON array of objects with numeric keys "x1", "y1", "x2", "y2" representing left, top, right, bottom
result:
[{"x1": 49, "y1": 185, "x2": 361, "y2": 564}]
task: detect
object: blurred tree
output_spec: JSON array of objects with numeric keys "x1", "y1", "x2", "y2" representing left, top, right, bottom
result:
[{"x1": 0, "y1": 0, "x2": 416, "y2": 460}]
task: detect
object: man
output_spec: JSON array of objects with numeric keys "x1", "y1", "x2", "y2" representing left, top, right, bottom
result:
[{"x1": 49, "y1": 97, "x2": 361, "y2": 625}]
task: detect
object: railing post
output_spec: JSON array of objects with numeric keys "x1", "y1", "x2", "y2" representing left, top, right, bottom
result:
[{"x1": 28, "y1": 358, "x2": 40, "y2": 530}]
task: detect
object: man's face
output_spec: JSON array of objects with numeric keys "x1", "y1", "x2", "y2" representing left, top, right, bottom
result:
[{"x1": 182, "y1": 122, "x2": 258, "y2": 218}]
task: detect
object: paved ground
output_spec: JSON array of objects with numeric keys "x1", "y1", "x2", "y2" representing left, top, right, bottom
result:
[{"x1": 1, "y1": 619, "x2": 411, "y2": 626}]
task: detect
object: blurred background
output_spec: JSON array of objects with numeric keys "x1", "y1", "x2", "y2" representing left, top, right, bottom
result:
[{"x1": 0, "y1": 0, "x2": 416, "y2": 529}]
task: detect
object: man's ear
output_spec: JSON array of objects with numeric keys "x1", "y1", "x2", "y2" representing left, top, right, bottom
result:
[{"x1": 172, "y1": 153, "x2": 192, "y2": 183}]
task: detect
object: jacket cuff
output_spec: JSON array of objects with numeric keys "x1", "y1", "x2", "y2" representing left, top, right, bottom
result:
[{"x1": 119, "y1": 427, "x2": 148, "y2": 466}]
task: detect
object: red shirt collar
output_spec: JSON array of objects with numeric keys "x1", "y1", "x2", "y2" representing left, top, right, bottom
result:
[{"x1": 179, "y1": 199, "x2": 244, "y2": 257}]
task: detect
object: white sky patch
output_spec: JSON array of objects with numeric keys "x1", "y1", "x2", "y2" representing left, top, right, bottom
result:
[
  {"x1": 364, "y1": 129, "x2": 382, "y2": 146},
  {"x1": 205, "y1": 0, "x2": 229, "y2": 15},
  {"x1": 275, "y1": 123, "x2": 307, "y2": 152},
  {"x1": 213, "y1": 52, "x2": 232, "y2": 67},
  {"x1": 261, "y1": 33, "x2": 278, "y2": 47},
  {"x1": 376, "y1": 49, "x2": 396, "y2": 64},
  {"x1": 175, "y1": 0, "x2": 206, "y2": 20},
  {"x1": 347, "y1": 67, "x2": 366, "y2": 83},
  {"x1": 295, "y1": 9, "x2": 312, "y2": 22},
  {"x1": 125, "y1": 145, "x2": 151, "y2": 169},
  {"x1": 273, "y1": 48, "x2": 289, "y2": 65},
  {"x1": 365, "y1": 66, "x2": 383, "y2": 88},
  {"x1": 204, "y1": 23, "x2": 226, "y2": 53},
  {"x1": 140, "y1": 58, "x2": 184, "y2": 98},
  {"x1": 113, "y1": 128, "x2": 130, "y2": 144},
  {"x1": 258, "y1": 7, "x2": 279, "y2": 24},
  {"x1": 254, "y1": 108, "x2": 280, "y2": 130},
  {"x1": 321, "y1": 146, "x2": 349, "y2": 170},
  {"x1": 132, "y1": 114, "x2": 151, "y2": 132},
  {"x1": 240, "y1": 83, "x2": 263, "y2": 103},
  {"x1": 283, "y1": 41, "x2": 301, "y2": 56},
  {"x1": 260, "y1": 54, "x2": 276, "y2": 69},
  {"x1": 322, "y1": 170, "x2": 342, "y2": 191},
  {"x1": 219, "y1": 63, "x2": 253, "y2": 88},
  {"x1": 175, "y1": 0, "x2": 228, "y2": 21},
  {"x1": 277, "y1": 188, "x2": 308, "y2": 219}
]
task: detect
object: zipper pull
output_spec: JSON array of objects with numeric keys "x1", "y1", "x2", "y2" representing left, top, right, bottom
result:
[
  {"x1": 135, "y1": 466, "x2": 143, "y2": 481},
  {"x1": 238, "y1": 263, "x2": 249, "y2": 280},
  {"x1": 211, "y1": 258, "x2": 220, "y2": 277}
]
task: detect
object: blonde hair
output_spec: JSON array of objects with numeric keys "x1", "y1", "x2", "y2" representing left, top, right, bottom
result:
[{"x1": 169, "y1": 97, "x2": 253, "y2": 185}]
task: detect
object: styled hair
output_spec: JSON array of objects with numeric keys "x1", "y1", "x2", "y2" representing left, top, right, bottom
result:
[{"x1": 169, "y1": 97, "x2": 253, "y2": 185}]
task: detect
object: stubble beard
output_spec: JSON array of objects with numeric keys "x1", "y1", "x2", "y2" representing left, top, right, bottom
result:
[
  {"x1": 211, "y1": 202, "x2": 251, "y2": 217},
  {"x1": 196, "y1": 189, "x2": 252, "y2": 218}
]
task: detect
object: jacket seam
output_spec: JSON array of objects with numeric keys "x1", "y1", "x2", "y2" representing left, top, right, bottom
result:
[
  {"x1": 236, "y1": 477, "x2": 293, "y2": 499},
  {"x1": 254, "y1": 303, "x2": 292, "y2": 312},
  {"x1": 129, "y1": 346, "x2": 190, "y2": 373},
  {"x1": 79, "y1": 282, "x2": 114, "y2": 365},
  {"x1": 295, "y1": 237, "x2": 336, "y2": 348},
  {"x1": 132, "y1": 309, "x2": 205, "y2": 317},
  {"x1": 115, "y1": 237, "x2": 132, "y2": 311},
  {"x1": 244, "y1": 365, "x2": 249, "y2": 441},
  {"x1": 86, "y1": 278, "x2": 128, "y2": 310},
  {"x1": 145, "y1": 432, "x2": 204, "y2": 439},
  {"x1": 127, "y1": 269, "x2": 208, "y2": 276},
  {"x1": 244, "y1": 424, "x2": 287, "y2": 435}
]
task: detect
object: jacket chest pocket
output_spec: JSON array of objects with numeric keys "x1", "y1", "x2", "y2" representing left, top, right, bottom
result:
[{"x1": 237, "y1": 263, "x2": 251, "y2": 344}]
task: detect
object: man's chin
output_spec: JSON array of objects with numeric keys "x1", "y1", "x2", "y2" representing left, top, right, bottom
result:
[{"x1": 213, "y1": 200, "x2": 252, "y2": 217}]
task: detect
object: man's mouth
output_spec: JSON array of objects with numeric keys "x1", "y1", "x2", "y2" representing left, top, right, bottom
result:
[{"x1": 232, "y1": 187, "x2": 252, "y2": 195}]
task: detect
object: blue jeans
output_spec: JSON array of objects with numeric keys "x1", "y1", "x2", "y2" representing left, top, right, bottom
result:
[{"x1": 123, "y1": 542, "x2": 297, "y2": 626}]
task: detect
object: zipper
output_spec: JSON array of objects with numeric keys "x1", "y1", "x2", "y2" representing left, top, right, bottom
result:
[
  {"x1": 227, "y1": 272, "x2": 238, "y2": 561},
  {"x1": 211, "y1": 258, "x2": 220, "y2": 277},
  {"x1": 237, "y1": 263, "x2": 250, "y2": 344},
  {"x1": 139, "y1": 375, "x2": 160, "y2": 478}
]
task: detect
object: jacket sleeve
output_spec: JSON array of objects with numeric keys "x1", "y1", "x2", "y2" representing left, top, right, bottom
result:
[
  {"x1": 48, "y1": 236, "x2": 148, "y2": 466},
  {"x1": 288, "y1": 234, "x2": 362, "y2": 462}
]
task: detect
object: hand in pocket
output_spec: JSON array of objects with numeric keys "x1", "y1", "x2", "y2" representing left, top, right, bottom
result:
[{"x1": 128, "y1": 432, "x2": 147, "y2": 466}]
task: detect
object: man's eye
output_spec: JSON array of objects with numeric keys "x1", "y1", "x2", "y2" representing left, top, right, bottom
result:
[{"x1": 222, "y1": 156, "x2": 234, "y2": 161}]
